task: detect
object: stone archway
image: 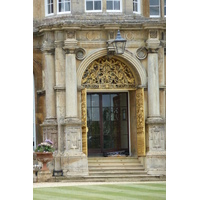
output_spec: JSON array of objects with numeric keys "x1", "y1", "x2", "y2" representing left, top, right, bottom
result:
[
  {"x1": 77, "y1": 48, "x2": 147, "y2": 88},
  {"x1": 78, "y1": 50, "x2": 147, "y2": 157}
]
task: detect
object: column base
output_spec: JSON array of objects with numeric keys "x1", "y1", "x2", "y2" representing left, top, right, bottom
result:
[
  {"x1": 146, "y1": 151, "x2": 166, "y2": 176},
  {"x1": 60, "y1": 117, "x2": 89, "y2": 177},
  {"x1": 61, "y1": 152, "x2": 88, "y2": 177}
]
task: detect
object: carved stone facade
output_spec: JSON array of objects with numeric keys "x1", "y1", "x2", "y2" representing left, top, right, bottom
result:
[{"x1": 33, "y1": 0, "x2": 166, "y2": 178}]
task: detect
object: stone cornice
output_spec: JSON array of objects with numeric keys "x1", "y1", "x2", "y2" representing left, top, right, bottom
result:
[{"x1": 33, "y1": 16, "x2": 166, "y2": 34}]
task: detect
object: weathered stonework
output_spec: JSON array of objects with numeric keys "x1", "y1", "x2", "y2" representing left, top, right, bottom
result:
[{"x1": 33, "y1": 0, "x2": 166, "y2": 180}]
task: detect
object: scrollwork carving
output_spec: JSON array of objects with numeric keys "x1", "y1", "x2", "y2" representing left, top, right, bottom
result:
[
  {"x1": 136, "y1": 88, "x2": 146, "y2": 156},
  {"x1": 81, "y1": 57, "x2": 136, "y2": 89}
]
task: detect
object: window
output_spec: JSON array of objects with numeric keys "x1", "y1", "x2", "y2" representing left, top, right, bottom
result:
[
  {"x1": 45, "y1": 0, "x2": 54, "y2": 16},
  {"x1": 107, "y1": 0, "x2": 122, "y2": 12},
  {"x1": 86, "y1": 0, "x2": 102, "y2": 12},
  {"x1": 149, "y1": 0, "x2": 160, "y2": 17},
  {"x1": 58, "y1": 0, "x2": 71, "y2": 13},
  {"x1": 164, "y1": 0, "x2": 166, "y2": 16},
  {"x1": 133, "y1": 0, "x2": 140, "y2": 14}
]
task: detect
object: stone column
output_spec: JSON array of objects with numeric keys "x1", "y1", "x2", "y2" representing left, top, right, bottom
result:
[
  {"x1": 40, "y1": 32, "x2": 58, "y2": 174},
  {"x1": 145, "y1": 30, "x2": 166, "y2": 176},
  {"x1": 54, "y1": 31, "x2": 66, "y2": 171},
  {"x1": 61, "y1": 30, "x2": 88, "y2": 177}
]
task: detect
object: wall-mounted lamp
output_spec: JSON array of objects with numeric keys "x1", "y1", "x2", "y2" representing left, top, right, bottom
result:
[{"x1": 107, "y1": 30, "x2": 127, "y2": 55}]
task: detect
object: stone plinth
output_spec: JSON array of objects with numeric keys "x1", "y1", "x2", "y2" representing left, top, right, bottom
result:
[
  {"x1": 60, "y1": 118, "x2": 89, "y2": 177},
  {"x1": 146, "y1": 117, "x2": 166, "y2": 175},
  {"x1": 37, "y1": 171, "x2": 52, "y2": 182},
  {"x1": 61, "y1": 152, "x2": 88, "y2": 177},
  {"x1": 146, "y1": 151, "x2": 166, "y2": 175}
]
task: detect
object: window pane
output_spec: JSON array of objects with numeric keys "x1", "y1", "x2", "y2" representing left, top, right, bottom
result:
[
  {"x1": 94, "y1": 1, "x2": 101, "y2": 10},
  {"x1": 92, "y1": 108, "x2": 100, "y2": 121},
  {"x1": 150, "y1": 6, "x2": 159, "y2": 15},
  {"x1": 91, "y1": 94, "x2": 99, "y2": 107},
  {"x1": 87, "y1": 95, "x2": 91, "y2": 107},
  {"x1": 114, "y1": 1, "x2": 120, "y2": 10},
  {"x1": 51, "y1": 3, "x2": 53, "y2": 13},
  {"x1": 48, "y1": 5, "x2": 51, "y2": 14},
  {"x1": 107, "y1": 1, "x2": 113, "y2": 10},
  {"x1": 133, "y1": 3, "x2": 138, "y2": 12},
  {"x1": 65, "y1": 2, "x2": 70, "y2": 11},
  {"x1": 102, "y1": 94, "x2": 110, "y2": 107},
  {"x1": 59, "y1": 3, "x2": 64, "y2": 12},
  {"x1": 150, "y1": 0, "x2": 159, "y2": 5},
  {"x1": 86, "y1": 1, "x2": 93, "y2": 10}
]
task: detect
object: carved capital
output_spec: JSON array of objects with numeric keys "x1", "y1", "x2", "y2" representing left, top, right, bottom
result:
[
  {"x1": 54, "y1": 40, "x2": 64, "y2": 48},
  {"x1": 146, "y1": 30, "x2": 161, "y2": 51},
  {"x1": 63, "y1": 39, "x2": 78, "y2": 54},
  {"x1": 41, "y1": 39, "x2": 55, "y2": 53}
]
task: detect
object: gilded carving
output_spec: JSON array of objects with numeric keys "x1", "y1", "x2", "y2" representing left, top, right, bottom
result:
[
  {"x1": 81, "y1": 89, "x2": 88, "y2": 156},
  {"x1": 136, "y1": 88, "x2": 146, "y2": 156},
  {"x1": 81, "y1": 57, "x2": 136, "y2": 89}
]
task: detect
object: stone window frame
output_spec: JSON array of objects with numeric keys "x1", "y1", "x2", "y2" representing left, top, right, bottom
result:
[
  {"x1": 85, "y1": 0, "x2": 102, "y2": 13},
  {"x1": 106, "y1": 0, "x2": 122, "y2": 12},
  {"x1": 133, "y1": 0, "x2": 141, "y2": 14},
  {"x1": 164, "y1": 0, "x2": 166, "y2": 17},
  {"x1": 45, "y1": 0, "x2": 54, "y2": 16},
  {"x1": 149, "y1": 0, "x2": 160, "y2": 18},
  {"x1": 57, "y1": 0, "x2": 71, "y2": 14}
]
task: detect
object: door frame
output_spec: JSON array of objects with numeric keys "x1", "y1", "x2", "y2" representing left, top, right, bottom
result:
[{"x1": 86, "y1": 89, "x2": 133, "y2": 156}]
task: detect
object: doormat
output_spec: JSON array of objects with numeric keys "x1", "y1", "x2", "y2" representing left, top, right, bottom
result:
[{"x1": 103, "y1": 150, "x2": 129, "y2": 157}]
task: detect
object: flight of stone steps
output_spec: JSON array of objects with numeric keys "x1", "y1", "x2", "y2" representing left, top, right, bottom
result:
[
  {"x1": 85, "y1": 156, "x2": 164, "y2": 182},
  {"x1": 50, "y1": 156, "x2": 165, "y2": 182}
]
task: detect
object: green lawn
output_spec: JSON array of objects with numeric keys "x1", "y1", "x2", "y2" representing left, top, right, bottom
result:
[{"x1": 33, "y1": 182, "x2": 166, "y2": 200}]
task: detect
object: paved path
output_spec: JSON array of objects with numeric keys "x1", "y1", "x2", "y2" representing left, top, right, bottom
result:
[{"x1": 33, "y1": 181, "x2": 166, "y2": 188}]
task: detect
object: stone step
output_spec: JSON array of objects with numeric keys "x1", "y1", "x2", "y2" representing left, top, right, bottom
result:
[
  {"x1": 88, "y1": 163, "x2": 143, "y2": 167},
  {"x1": 89, "y1": 167, "x2": 145, "y2": 171},
  {"x1": 88, "y1": 157, "x2": 139, "y2": 163},
  {"x1": 89, "y1": 171, "x2": 147, "y2": 175},
  {"x1": 49, "y1": 174, "x2": 165, "y2": 183}
]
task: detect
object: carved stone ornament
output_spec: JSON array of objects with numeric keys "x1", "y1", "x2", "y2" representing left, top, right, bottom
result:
[
  {"x1": 150, "y1": 30, "x2": 157, "y2": 39},
  {"x1": 86, "y1": 31, "x2": 100, "y2": 41},
  {"x1": 136, "y1": 88, "x2": 146, "y2": 156},
  {"x1": 81, "y1": 57, "x2": 136, "y2": 89},
  {"x1": 67, "y1": 31, "x2": 75, "y2": 39},
  {"x1": 75, "y1": 48, "x2": 86, "y2": 60},
  {"x1": 136, "y1": 47, "x2": 148, "y2": 60}
]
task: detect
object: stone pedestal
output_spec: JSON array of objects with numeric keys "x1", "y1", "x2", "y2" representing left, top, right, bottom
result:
[
  {"x1": 37, "y1": 171, "x2": 52, "y2": 182},
  {"x1": 61, "y1": 118, "x2": 88, "y2": 177},
  {"x1": 146, "y1": 118, "x2": 166, "y2": 175}
]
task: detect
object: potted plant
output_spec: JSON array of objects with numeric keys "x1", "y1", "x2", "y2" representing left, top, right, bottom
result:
[{"x1": 34, "y1": 139, "x2": 54, "y2": 171}]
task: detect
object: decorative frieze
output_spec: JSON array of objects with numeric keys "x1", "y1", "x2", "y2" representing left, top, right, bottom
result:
[{"x1": 86, "y1": 31, "x2": 100, "y2": 41}]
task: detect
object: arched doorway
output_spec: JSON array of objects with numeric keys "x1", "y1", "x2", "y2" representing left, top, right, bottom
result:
[{"x1": 80, "y1": 55, "x2": 146, "y2": 157}]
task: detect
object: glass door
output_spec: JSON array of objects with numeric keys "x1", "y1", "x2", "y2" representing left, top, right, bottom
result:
[{"x1": 87, "y1": 92, "x2": 129, "y2": 156}]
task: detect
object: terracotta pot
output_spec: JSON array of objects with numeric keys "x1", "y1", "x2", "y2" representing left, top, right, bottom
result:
[{"x1": 35, "y1": 152, "x2": 53, "y2": 171}]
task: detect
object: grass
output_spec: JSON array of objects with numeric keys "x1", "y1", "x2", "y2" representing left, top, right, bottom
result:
[{"x1": 33, "y1": 182, "x2": 166, "y2": 200}]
